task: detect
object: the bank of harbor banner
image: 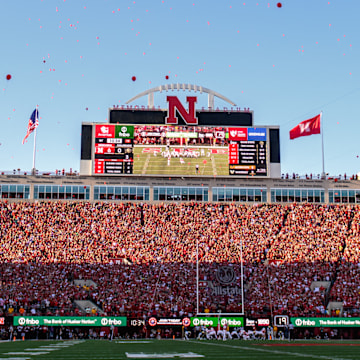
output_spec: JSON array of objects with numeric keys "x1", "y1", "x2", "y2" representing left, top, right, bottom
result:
[
  {"x1": 190, "y1": 317, "x2": 244, "y2": 327},
  {"x1": 13, "y1": 316, "x2": 126, "y2": 327},
  {"x1": 291, "y1": 318, "x2": 360, "y2": 327}
]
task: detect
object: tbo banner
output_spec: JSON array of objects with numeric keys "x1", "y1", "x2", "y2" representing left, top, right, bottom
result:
[
  {"x1": 292, "y1": 317, "x2": 360, "y2": 327},
  {"x1": 14, "y1": 316, "x2": 126, "y2": 327}
]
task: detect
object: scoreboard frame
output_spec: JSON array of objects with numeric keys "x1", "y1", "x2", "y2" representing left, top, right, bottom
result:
[
  {"x1": 89, "y1": 122, "x2": 272, "y2": 177},
  {"x1": 80, "y1": 95, "x2": 280, "y2": 178}
]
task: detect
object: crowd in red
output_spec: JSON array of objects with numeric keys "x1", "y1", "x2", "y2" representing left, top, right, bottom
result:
[
  {"x1": 0, "y1": 201, "x2": 359, "y2": 318},
  {"x1": 329, "y1": 209, "x2": 360, "y2": 313}
]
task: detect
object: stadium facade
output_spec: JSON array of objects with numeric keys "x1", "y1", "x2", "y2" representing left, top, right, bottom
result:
[
  {"x1": 1, "y1": 173, "x2": 360, "y2": 205},
  {"x1": 1, "y1": 84, "x2": 359, "y2": 203}
]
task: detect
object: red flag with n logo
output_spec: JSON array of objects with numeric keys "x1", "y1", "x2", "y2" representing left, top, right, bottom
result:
[{"x1": 289, "y1": 114, "x2": 321, "y2": 140}]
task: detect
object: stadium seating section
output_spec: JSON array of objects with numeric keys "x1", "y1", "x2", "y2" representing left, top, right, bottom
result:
[{"x1": 1, "y1": 201, "x2": 359, "y2": 318}]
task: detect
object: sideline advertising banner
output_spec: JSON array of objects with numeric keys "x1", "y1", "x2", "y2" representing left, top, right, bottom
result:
[
  {"x1": 291, "y1": 317, "x2": 360, "y2": 328},
  {"x1": 13, "y1": 316, "x2": 127, "y2": 327},
  {"x1": 190, "y1": 317, "x2": 243, "y2": 327},
  {"x1": 245, "y1": 318, "x2": 270, "y2": 327},
  {"x1": 147, "y1": 317, "x2": 191, "y2": 327}
]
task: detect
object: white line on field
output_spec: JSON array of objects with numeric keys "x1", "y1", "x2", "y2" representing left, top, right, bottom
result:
[
  {"x1": 116, "y1": 341, "x2": 154, "y2": 344},
  {"x1": 5, "y1": 352, "x2": 50, "y2": 356}
]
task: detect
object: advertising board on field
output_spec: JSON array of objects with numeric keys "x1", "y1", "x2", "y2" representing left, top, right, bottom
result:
[
  {"x1": 13, "y1": 316, "x2": 127, "y2": 327},
  {"x1": 147, "y1": 317, "x2": 191, "y2": 327},
  {"x1": 291, "y1": 317, "x2": 360, "y2": 327},
  {"x1": 246, "y1": 318, "x2": 270, "y2": 327},
  {"x1": 190, "y1": 317, "x2": 243, "y2": 327}
]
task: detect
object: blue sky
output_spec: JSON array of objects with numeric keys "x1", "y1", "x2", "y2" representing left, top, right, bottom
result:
[{"x1": 1, "y1": 0, "x2": 359, "y2": 177}]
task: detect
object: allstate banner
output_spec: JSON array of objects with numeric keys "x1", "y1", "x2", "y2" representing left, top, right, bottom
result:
[
  {"x1": 14, "y1": 316, "x2": 126, "y2": 327},
  {"x1": 292, "y1": 317, "x2": 360, "y2": 327}
]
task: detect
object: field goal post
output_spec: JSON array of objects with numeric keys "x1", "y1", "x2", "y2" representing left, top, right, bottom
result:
[{"x1": 195, "y1": 236, "x2": 245, "y2": 316}]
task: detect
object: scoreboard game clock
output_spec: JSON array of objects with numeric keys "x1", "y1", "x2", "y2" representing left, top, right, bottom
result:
[
  {"x1": 129, "y1": 319, "x2": 145, "y2": 327},
  {"x1": 274, "y1": 315, "x2": 289, "y2": 327}
]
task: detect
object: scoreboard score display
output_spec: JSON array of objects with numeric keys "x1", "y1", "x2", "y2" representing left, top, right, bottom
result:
[
  {"x1": 94, "y1": 125, "x2": 134, "y2": 175},
  {"x1": 92, "y1": 123, "x2": 269, "y2": 177}
]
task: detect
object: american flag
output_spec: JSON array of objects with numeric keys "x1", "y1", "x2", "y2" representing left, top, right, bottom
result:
[{"x1": 22, "y1": 108, "x2": 39, "y2": 144}]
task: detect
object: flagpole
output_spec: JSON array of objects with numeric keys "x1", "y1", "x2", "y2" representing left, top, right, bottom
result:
[
  {"x1": 32, "y1": 128, "x2": 37, "y2": 175},
  {"x1": 320, "y1": 111, "x2": 325, "y2": 179}
]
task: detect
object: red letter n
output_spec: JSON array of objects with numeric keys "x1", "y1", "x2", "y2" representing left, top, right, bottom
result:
[{"x1": 166, "y1": 96, "x2": 198, "y2": 125}]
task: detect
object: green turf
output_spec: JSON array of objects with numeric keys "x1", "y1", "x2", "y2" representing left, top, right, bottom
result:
[
  {"x1": 132, "y1": 146, "x2": 229, "y2": 176},
  {"x1": 1, "y1": 339, "x2": 360, "y2": 360}
]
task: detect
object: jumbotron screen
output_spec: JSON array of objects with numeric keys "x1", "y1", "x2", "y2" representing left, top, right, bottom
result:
[{"x1": 93, "y1": 124, "x2": 268, "y2": 177}]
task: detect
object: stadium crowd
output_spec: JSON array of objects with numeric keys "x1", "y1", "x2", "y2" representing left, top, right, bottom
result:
[
  {"x1": 0, "y1": 201, "x2": 359, "y2": 318},
  {"x1": 329, "y1": 208, "x2": 360, "y2": 315}
]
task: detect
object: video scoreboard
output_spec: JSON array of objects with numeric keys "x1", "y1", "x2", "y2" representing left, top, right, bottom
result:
[
  {"x1": 91, "y1": 123, "x2": 269, "y2": 177},
  {"x1": 80, "y1": 94, "x2": 280, "y2": 178}
]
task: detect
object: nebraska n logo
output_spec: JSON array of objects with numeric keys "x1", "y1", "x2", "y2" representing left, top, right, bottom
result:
[
  {"x1": 299, "y1": 122, "x2": 311, "y2": 134},
  {"x1": 166, "y1": 96, "x2": 198, "y2": 125}
]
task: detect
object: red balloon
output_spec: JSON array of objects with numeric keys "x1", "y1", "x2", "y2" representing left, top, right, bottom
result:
[
  {"x1": 131, "y1": 76, "x2": 136, "y2": 81},
  {"x1": 6, "y1": 74, "x2": 11, "y2": 80},
  {"x1": 277, "y1": 2, "x2": 282, "y2": 7},
  {"x1": 165, "y1": 75, "x2": 169, "y2": 80}
]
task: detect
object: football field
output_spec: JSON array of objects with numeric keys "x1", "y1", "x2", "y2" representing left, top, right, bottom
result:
[
  {"x1": 1, "y1": 340, "x2": 360, "y2": 360},
  {"x1": 132, "y1": 146, "x2": 229, "y2": 176}
]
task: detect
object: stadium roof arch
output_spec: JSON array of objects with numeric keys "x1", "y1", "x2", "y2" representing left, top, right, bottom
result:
[{"x1": 126, "y1": 83, "x2": 237, "y2": 109}]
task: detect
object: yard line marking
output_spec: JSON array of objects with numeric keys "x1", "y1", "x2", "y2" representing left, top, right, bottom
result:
[
  {"x1": 38, "y1": 345, "x2": 61, "y2": 348},
  {"x1": 125, "y1": 352, "x2": 204, "y2": 358},
  {"x1": 142, "y1": 154, "x2": 151, "y2": 174},
  {"x1": 196, "y1": 341, "x2": 352, "y2": 360},
  {"x1": 116, "y1": 341, "x2": 153, "y2": 344},
  {"x1": 211, "y1": 155, "x2": 217, "y2": 176},
  {"x1": 51, "y1": 344, "x2": 72, "y2": 346},
  {"x1": 6, "y1": 352, "x2": 50, "y2": 356}
]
